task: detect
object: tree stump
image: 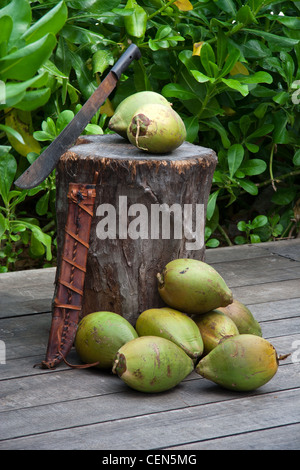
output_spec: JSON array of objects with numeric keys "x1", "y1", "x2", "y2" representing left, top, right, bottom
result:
[{"x1": 54, "y1": 134, "x2": 217, "y2": 325}]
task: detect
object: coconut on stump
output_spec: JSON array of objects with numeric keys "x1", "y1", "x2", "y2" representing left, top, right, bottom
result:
[{"x1": 54, "y1": 134, "x2": 217, "y2": 325}]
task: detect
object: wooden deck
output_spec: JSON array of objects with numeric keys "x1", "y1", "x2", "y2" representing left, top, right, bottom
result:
[{"x1": 0, "y1": 239, "x2": 299, "y2": 451}]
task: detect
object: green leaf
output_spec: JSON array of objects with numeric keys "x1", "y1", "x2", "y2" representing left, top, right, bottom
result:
[
  {"x1": 239, "y1": 159, "x2": 267, "y2": 176},
  {"x1": 84, "y1": 123, "x2": 104, "y2": 135},
  {"x1": 228, "y1": 144, "x2": 244, "y2": 178},
  {"x1": 22, "y1": 1, "x2": 68, "y2": 44},
  {"x1": 0, "y1": 153, "x2": 17, "y2": 203},
  {"x1": 149, "y1": 39, "x2": 160, "y2": 51},
  {"x1": 0, "y1": 213, "x2": 7, "y2": 238},
  {"x1": 238, "y1": 71, "x2": 273, "y2": 84},
  {"x1": 250, "y1": 234, "x2": 261, "y2": 243},
  {"x1": 273, "y1": 111, "x2": 289, "y2": 145},
  {"x1": 0, "y1": 145, "x2": 11, "y2": 156},
  {"x1": 183, "y1": 115, "x2": 199, "y2": 143},
  {"x1": 0, "y1": 15, "x2": 13, "y2": 54},
  {"x1": 14, "y1": 88, "x2": 51, "y2": 111},
  {"x1": 0, "y1": 33, "x2": 57, "y2": 80},
  {"x1": 203, "y1": 118, "x2": 231, "y2": 148},
  {"x1": 43, "y1": 117, "x2": 56, "y2": 136},
  {"x1": 207, "y1": 190, "x2": 220, "y2": 221},
  {"x1": 68, "y1": 50, "x2": 97, "y2": 101},
  {"x1": 190, "y1": 70, "x2": 212, "y2": 83},
  {"x1": 238, "y1": 179, "x2": 258, "y2": 195},
  {"x1": 162, "y1": 83, "x2": 198, "y2": 100},
  {"x1": 221, "y1": 78, "x2": 249, "y2": 96},
  {"x1": 271, "y1": 188, "x2": 297, "y2": 206},
  {"x1": 0, "y1": 0, "x2": 31, "y2": 46},
  {"x1": 156, "y1": 25, "x2": 172, "y2": 40},
  {"x1": 92, "y1": 49, "x2": 114, "y2": 75},
  {"x1": 251, "y1": 215, "x2": 268, "y2": 229},
  {"x1": 237, "y1": 220, "x2": 248, "y2": 232},
  {"x1": 14, "y1": 219, "x2": 52, "y2": 260},
  {"x1": 30, "y1": 231, "x2": 46, "y2": 257},
  {"x1": 242, "y1": 39, "x2": 272, "y2": 59},
  {"x1": 218, "y1": 48, "x2": 240, "y2": 78},
  {"x1": 246, "y1": 124, "x2": 274, "y2": 141},
  {"x1": 179, "y1": 49, "x2": 200, "y2": 72},
  {"x1": 124, "y1": 0, "x2": 147, "y2": 38},
  {"x1": 33, "y1": 130, "x2": 54, "y2": 142},
  {"x1": 56, "y1": 110, "x2": 74, "y2": 134},
  {"x1": 272, "y1": 92, "x2": 289, "y2": 105},
  {"x1": 1, "y1": 72, "x2": 48, "y2": 108},
  {"x1": 70, "y1": 0, "x2": 120, "y2": 13},
  {"x1": 234, "y1": 235, "x2": 247, "y2": 244},
  {"x1": 280, "y1": 52, "x2": 295, "y2": 86},
  {"x1": 61, "y1": 23, "x2": 104, "y2": 45},
  {"x1": 216, "y1": 28, "x2": 228, "y2": 68},
  {"x1": 214, "y1": 0, "x2": 236, "y2": 15},
  {"x1": 245, "y1": 143, "x2": 259, "y2": 153},
  {"x1": 265, "y1": 14, "x2": 300, "y2": 30},
  {"x1": 236, "y1": 5, "x2": 257, "y2": 25},
  {"x1": 243, "y1": 28, "x2": 299, "y2": 51},
  {"x1": 293, "y1": 149, "x2": 300, "y2": 166},
  {"x1": 239, "y1": 115, "x2": 251, "y2": 136},
  {"x1": 36, "y1": 192, "x2": 49, "y2": 216},
  {"x1": 200, "y1": 42, "x2": 216, "y2": 76},
  {"x1": 0, "y1": 124, "x2": 24, "y2": 144}
]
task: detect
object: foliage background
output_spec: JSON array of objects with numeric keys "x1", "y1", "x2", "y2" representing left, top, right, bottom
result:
[{"x1": 0, "y1": 0, "x2": 300, "y2": 271}]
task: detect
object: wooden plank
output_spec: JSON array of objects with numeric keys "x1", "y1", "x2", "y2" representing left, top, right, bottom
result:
[
  {"x1": 231, "y1": 279, "x2": 300, "y2": 305},
  {"x1": 256, "y1": 239, "x2": 300, "y2": 261},
  {"x1": 0, "y1": 248, "x2": 299, "y2": 318},
  {"x1": 206, "y1": 239, "x2": 300, "y2": 264},
  {"x1": 246, "y1": 298, "x2": 300, "y2": 322},
  {"x1": 0, "y1": 240, "x2": 299, "y2": 451},
  {"x1": 0, "y1": 387, "x2": 299, "y2": 450},
  {"x1": 165, "y1": 422, "x2": 300, "y2": 450},
  {"x1": 0, "y1": 362, "x2": 298, "y2": 437},
  {"x1": 1, "y1": 306, "x2": 299, "y2": 365},
  {"x1": 0, "y1": 271, "x2": 55, "y2": 318},
  {"x1": 213, "y1": 255, "x2": 300, "y2": 288},
  {"x1": 0, "y1": 313, "x2": 50, "y2": 360},
  {"x1": 0, "y1": 359, "x2": 298, "y2": 425},
  {"x1": 1, "y1": 328, "x2": 298, "y2": 382},
  {"x1": 205, "y1": 244, "x2": 269, "y2": 264},
  {"x1": 260, "y1": 317, "x2": 300, "y2": 339},
  {"x1": 0, "y1": 296, "x2": 52, "y2": 317},
  {"x1": 0, "y1": 267, "x2": 56, "y2": 290},
  {"x1": 270, "y1": 334, "x2": 300, "y2": 361}
]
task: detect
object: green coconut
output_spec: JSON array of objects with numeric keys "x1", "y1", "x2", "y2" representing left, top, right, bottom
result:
[
  {"x1": 112, "y1": 335, "x2": 194, "y2": 393},
  {"x1": 127, "y1": 103, "x2": 186, "y2": 154},
  {"x1": 192, "y1": 310, "x2": 239, "y2": 355},
  {"x1": 157, "y1": 258, "x2": 233, "y2": 315},
  {"x1": 216, "y1": 298, "x2": 262, "y2": 336},
  {"x1": 196, "y1": 334, "x2": 283, "y2": 392},
  {"x1": 108, "y1": 91, "x2": 172, "y2": 139},
  {"x1": 135, "y1": 307, "x2": 204, "y2": 359},
  {"x1": 74, "y1": 311, "x2": 138, "y2": 369}
]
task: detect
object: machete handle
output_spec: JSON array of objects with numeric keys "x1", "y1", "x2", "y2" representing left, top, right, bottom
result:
[{"x1": 111, "y1": 44, "x2": 141, "y2": 79}]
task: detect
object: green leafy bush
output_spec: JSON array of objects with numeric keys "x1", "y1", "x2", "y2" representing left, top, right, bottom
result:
[{"x1": 0, "y1": 0, "x2": 300, "y2": 270}]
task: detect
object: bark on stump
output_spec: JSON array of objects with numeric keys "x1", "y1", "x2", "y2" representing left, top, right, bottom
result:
[{"x1": 54, "y1": 134, "x2": 217, "y2": 325}]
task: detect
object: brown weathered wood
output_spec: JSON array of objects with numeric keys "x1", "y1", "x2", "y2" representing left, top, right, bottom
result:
[
  {"x1": 0, "y1": 240, "x2": 299, "y2": 450},
  {"x1": 55, "y1": 134, "x2": 217, "y2": 324},
  {"x1": 0, "y1": 387, "x2": 299, "y2": 450}
]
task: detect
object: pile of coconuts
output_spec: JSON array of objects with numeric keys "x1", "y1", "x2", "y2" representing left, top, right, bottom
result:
[
  {"x1": 74, "y1": 258, "x2": 289, "y2": 394},
  {"x1": 108, "y1": 91, "x2": 186, "y2": 154}
]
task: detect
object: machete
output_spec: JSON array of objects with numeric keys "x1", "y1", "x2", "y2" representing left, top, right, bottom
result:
[{"x1": 15, "y1": 44, "x2": 141, "y2": 189}]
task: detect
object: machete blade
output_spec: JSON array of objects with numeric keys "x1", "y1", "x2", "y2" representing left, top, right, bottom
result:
[{"x1": 15, "y1": 44, "x2": 141, "y2": 189}]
